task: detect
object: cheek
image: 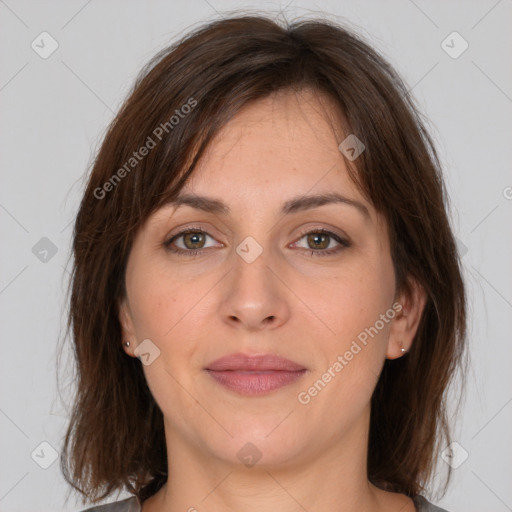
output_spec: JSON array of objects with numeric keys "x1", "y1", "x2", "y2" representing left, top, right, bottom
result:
[
  {"x1": 128, "y1": 287, "x2": 176, "y2": 339},
  {"x1": 314, "y1": 262, "x2": 394, "y2": 336},
  {"x1": 295, "y1": 268, "x2": 395, "y2": 419},
  {"x1": 125, "y1": 266, "x2": 208, "y2": 416},
  {"x1": 126, "y1": 259, "x2": 213, "y2": 380},
  {"x1": 298, "y1": 250, "x2": 396, "y2": 378},
  {"x1": 126, "y1": 253, "x2": 194, "y2": 340}
]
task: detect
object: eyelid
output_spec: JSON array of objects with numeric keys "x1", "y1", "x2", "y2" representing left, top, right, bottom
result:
[
  {"x1": 289, "y1": 226, "x2": 351, "y2": 255},
  {"x1": 164, "y1": 224, "x2": 350, "y2": 257},
  {"x1": 166, "y1": 223, "x2": 222, "y2": 240},
  {"x1": 166, "y1": 223, "x2": 348, "y2": 242},
  {"x1": 293, "y1": 224, "x2": 349, "y2": 243},
  {"x1": 164, "y1": 224, "x2": 224, "y2": 249}
]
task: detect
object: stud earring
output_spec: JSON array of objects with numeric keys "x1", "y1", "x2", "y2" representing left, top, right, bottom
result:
[{"x1": 123, "y1": 341, "x2": 130, "y2": 347}]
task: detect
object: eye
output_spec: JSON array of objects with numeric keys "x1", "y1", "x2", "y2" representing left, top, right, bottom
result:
[
  {"x1": 164, "y1": 227, "x2": 350, "y2": 258},
  {"x1": 292, "y1": 228, "x2": 350, "y2": 257},
  {"x1": 164, "y1": 228, "x2": 220, "y2": 256}
]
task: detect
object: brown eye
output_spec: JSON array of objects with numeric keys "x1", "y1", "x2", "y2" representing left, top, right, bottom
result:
[
  {"x1": 182, "y1": 232, "x2": 206, "y2": 250},
  {"x1": 164, "y1": 229, "x2": 219, "y2": 256},
  {"x1": 306, "y1": 233, "x2": 330, "y2": 250},
  {"x1": 293, "y1": 229, "x2": 350, "y2": 258}
]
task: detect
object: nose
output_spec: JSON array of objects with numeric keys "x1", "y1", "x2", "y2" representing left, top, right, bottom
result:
[{"x1": 218, "y1": 246, "x2": 291, "y2": 332}]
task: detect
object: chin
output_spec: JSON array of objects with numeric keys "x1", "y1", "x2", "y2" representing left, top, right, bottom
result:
[{"x1": 212, "y1": 427, "x2": 309, "y2": 468}]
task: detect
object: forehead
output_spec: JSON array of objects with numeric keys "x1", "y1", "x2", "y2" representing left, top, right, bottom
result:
[{"x1": 179, "y1": 89, "x2": 366, "y2": 210}]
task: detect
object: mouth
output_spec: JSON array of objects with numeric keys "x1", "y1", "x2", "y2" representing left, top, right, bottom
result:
[
  {"x1": 204, "y1": 353, "x2": 307, "y2": 396},
  {"x1": 205, "y1": 368, "x2": 307, "y2": 395}
]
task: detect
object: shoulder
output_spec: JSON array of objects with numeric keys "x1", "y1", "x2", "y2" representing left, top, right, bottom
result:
[
  {"x1": 413, "y1": 495, "x2": 450, "y2": 512},
  {"x1": 80, "y1": 496, "x2": 141, "y2": 512}
]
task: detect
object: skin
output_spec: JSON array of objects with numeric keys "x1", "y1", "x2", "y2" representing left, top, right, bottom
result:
[{"x1": 119, "y1": 88, "x2": 426, "y2": 512}]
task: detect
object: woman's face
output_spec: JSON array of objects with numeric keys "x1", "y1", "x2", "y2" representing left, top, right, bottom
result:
[{"x1": 119, "y1": 89, "x2": 417, "y2": 469}]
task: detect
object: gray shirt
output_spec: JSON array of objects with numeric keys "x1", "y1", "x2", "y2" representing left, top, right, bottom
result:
[{"x1": 81, "y1": 494, "x2": 449, "y2": 511}]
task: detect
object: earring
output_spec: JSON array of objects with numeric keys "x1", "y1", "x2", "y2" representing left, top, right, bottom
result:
[
  {"x1": 398, "y1": 341, "x2": 406, "y2": 353},
  {"x1": 123, "y1": 341, "x2": 130, "y2": 347}
]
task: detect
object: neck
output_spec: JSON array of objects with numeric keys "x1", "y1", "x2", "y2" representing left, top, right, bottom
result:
[{"x1": 141, "y1": 406, "x2": 414, "y2": 512}]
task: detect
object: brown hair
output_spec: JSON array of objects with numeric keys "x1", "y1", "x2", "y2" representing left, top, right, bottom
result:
[{"x1": 61, "y1": 13, "x2": 467, "y2": 504}]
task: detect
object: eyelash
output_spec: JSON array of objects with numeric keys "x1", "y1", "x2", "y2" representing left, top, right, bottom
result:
[{"x1": 164, "y1": 226, "x2": 350, "y2": 258}]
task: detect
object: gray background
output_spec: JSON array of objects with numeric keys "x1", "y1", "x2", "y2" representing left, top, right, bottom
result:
[{"x1": 1, "y1": 1, "x2": 511, "y2": 511}]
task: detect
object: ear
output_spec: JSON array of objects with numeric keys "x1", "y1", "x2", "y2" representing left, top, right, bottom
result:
[
  {"x1": 386, "y1": 278, "x2": 427, "y2": 360},
  {"x1": 118, "y1": 297, "x2": 137, "y2": 357}
]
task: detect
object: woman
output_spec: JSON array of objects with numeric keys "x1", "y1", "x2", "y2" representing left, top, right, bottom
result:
[{"x1": 61, "y1": 14, "x2": 466, "y2": 512}]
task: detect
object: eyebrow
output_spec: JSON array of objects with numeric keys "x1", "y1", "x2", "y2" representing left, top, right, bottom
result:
[{"x1": 168, "y1": 192, "x2": 370, "y2": 219}]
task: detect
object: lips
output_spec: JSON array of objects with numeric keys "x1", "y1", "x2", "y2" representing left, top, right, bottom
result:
[
  {"x1": 205, "y1": 353, "x2": 306, "y2": 371},
  {"x1": 204, "y1": 353, "x2": 307, "y2": 395}
]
